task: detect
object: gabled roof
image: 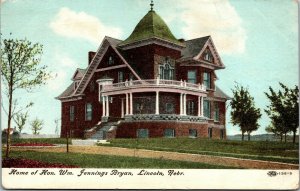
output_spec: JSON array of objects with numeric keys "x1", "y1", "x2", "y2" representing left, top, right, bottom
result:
[
  {"x1": 181, "y1": 36, "x2": 210, "y2": 59},
  {"x1": 180, "y1": 36, "x2": 225, "y2": 69},
  {"x1": 72, "y1": 36, "x2": 141, "y2": 96},
  {"x1": 119, "y1": 10, "x2": 182, "y2": 47},
  {"x1": 215, "y1": 86, "x2": 231, "y2": 100}
]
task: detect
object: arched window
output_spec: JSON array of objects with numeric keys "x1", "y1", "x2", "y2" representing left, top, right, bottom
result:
[{"x1": 159, "y1": 63, "x2": 174, "y2": 80}]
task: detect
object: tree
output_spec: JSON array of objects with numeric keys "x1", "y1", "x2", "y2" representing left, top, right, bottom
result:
[
  {"x1": 265, "y1": 83, "x2": 299, "y2": 143},
  {"x1": 13, "y1": 111, "x2": 29, "y2": 134},
  {"x1": 31, "y1": 118, "x2": 43, "y2": 135},
  {"x1": 1, "y1": 37, "x2": 50, "y2": 158},
  {"x1": 230, "y1": 84, "x2": 262, "y2": 141}
]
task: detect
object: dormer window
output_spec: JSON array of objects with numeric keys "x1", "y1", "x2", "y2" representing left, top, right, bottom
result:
[
  {"x1": 204, "y1": 50, "x2": 213, "y2": 62},
  {"x1": 108, "y1": 56, "x2": 114, "y2": 65}
]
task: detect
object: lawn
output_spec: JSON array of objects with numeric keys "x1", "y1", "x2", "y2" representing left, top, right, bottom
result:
[
  {"x1": 98, "y1": 138, "x2": 299, "y2": 164},
  {"x1": 5, "y1": 150, "x2": 238, "y2": 169}
]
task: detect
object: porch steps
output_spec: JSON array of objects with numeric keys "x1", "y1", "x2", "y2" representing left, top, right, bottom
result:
[{"x1": 89, "y1": 121, "x2": 119, "y2": 140}]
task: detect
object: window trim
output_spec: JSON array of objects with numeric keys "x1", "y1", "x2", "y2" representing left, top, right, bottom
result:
[
  {"x1": 70, "y1": 106, "x2": 75, "y2": 122},
  {"x1": 189, "y1": 129, "x2": 197, "y2": 138},
  {"x1": 164, "y1": 128, "x2": 175, "y2": 138},
  {"x1": 108, "y1": 56, "x2": 114, "y2": 65},
  {"x1": 214, "y1": 102, "x2": 220, "y2": 122},
  {"x1": 203, "y1": 72, "x2": 211, "y2": 89},
  {"x1": 187, "y1": 70, "x2": 197, "y2": 84},
  {"x1": 159, "y1": 63, "x2": 174, "y2": 80},
  {"x1": 203, "y1": 100, "x2": 211, "y2": 118},
  {"x1": 118, "y1": 71, "x2": 124, "y2": 83},
  {"x1": 187, "y1": 100, "x2": 195, "y2": 115},
  {"x1": 137, "y1": 129, "x2": 149, "y2": 138},
  {"x1": 85, "y1": 103, "x2": 92, "y2": 121}
]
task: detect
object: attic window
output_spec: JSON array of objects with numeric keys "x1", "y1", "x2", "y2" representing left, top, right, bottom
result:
[
  {"x1": 108, "y1": 56, "x2": 114, "y2": 65},
  {"x1": 204, "y1": 50, "x2": 213, "y2": 62}
]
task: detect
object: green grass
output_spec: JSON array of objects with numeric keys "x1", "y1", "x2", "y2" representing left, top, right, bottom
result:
[
  {"x1": 98, "y1": 138, "x2": 299, "y2": 164},
  {"x1": 3, "y1": 138, "x2": 72, "y2": 145},
  {"x1": 6, "y1": 150, "x2": 238, "y2": 169}
]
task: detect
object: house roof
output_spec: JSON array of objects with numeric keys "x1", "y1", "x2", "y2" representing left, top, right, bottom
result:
[
  {"x1": 215, "y1": 86, "x2": 231, "y2": 100},
  {"x1": 181, "y1": 36, "x2": 210, "y2": 59},
  {"x1": 57, "y1": 82, "x2": 75, "y2": 99},
  {"x1": 119, "y1": 10, "x2": 182, "y2": 46}
]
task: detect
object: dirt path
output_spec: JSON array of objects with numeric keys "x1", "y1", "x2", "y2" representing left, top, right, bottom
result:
[{"x1": 12, "y1": 146, "x2": 299, "y2": 169}]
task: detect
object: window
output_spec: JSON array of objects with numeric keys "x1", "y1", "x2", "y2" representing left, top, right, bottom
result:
[
  {"x1": 187, "y1": 100, "x2": 195, "y2": 115},
  {"x1": 208, "y1": 128, "x2": 212, "y2": 139},
  {"x1": 70, "y1": 106, "x2": 75, "y2": 122},
  {"x1": 85, "y1": 103, "x2": 92, "y2": 121},
  {"x1": 118, "y1": 71, "x2": 124, "y2": 82},
  {"x1": 203, "y1": 72, "x2": 211, "y2": 89},
  {"x1": 108, "y1": 56, "x2": 114, "y2": 65},
  {"x1": 204, "y1": 50, "x2": 213, "y2": 62},
  {"x1": 203, "y1": 100, "x2": 211, "y2": 118},
  {"x1": 214, "y1": 102, "x2": 220, "y2": 122},
  {"x1": 159, "y1": 63, "x2": 174, "y2": 80},
  {"x1": 164, "y1": 128, "x2": 175, "y2": 138},
  {"x1": 189, "y1": 129, "x2": 197, "y2": 138},
  {"x1": 220, "y1": 129, "x2": 224, "y2": 139},
  {"x1": 187, "y1": 70, "x2": 197, "y2": 84},
  {"x1": 137, "y1": 129, "x2": 149, "y2": 138},
  {"x1": 166, "y1": 103, "x2": 174, "y2": 113}
]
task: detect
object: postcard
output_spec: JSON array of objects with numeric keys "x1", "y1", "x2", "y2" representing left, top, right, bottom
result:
[{"x1": 1, "y1": 0, "x2": 299, "y2": 189}]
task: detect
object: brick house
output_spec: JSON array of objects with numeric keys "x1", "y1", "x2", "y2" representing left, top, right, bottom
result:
[{"x1": 56, "y1": 7, "x2": 230, "y2": 140}]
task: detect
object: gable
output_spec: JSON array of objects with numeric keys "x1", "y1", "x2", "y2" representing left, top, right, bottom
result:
[
  {"x1": 97, "y1": 46, "x2": 124, "y2": 69},
  {"x1": 73, "y1": 37, "x2": 141, "y2": 96},
  {"x1": 194, "y1": 38, "x2": 224, "y2": 68}
]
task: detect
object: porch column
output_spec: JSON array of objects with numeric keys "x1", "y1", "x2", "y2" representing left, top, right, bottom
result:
[
  {"x1": 106, "y1": 96, "x2": 109, "y2": 117},
  {"x1": 130, "y1": 92, "x2": 133, "y2": 115},
  {"x1": 121, "y1": 98, "x2": 124, "y2": 118},
  {"x1": 155, "y1": 91, "x2": 159, "y2": 115},
  {"x1": 201, "y1": 96, "x2": 204, "y2": 117},
  {"x1": 125, "y1": 93, "x2": 129, "y2": 115},
  {"x1": 180, "y1": 93, "x2": 183, "y2": 115},
  {"x1": 198, "y1": 96, "x2": 201, "y2": 117},
  {"x1": 183, "y1": 94, "x2": 186, "y2": 115},
  {"x1": 102, "y1": 96, "x2": 106, "y2": 117}
]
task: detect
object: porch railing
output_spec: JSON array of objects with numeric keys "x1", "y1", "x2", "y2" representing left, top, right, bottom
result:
[{"x1": 102, "y1": 78, "x2": 206, "y2": 92}]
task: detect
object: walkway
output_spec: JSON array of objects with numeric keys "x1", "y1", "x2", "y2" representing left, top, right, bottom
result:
[{"x1": 12, "y1": 145, "x2": 299, "y2": 169}]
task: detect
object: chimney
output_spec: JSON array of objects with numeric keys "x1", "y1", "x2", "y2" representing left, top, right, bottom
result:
[{"x1": 88, "y1": 51, "x2": 96, "y2": 65}]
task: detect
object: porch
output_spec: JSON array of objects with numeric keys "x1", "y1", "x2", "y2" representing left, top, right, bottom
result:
[{"x1": 98, "y1": 78, "x2": 208, "y2": 122}]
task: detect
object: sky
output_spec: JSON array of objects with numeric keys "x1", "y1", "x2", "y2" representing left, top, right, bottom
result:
[{"x1": 0, "y1": 0, "x2": 298, "y2": 135}]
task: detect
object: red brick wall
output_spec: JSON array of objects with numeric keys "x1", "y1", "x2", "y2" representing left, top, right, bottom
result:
[
  {"x1": 116, "y1": 121, "x2": 225, "y2": 139},
  {"x1": 122, "y1": 44, "x2": 181, "y2": 79}
]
